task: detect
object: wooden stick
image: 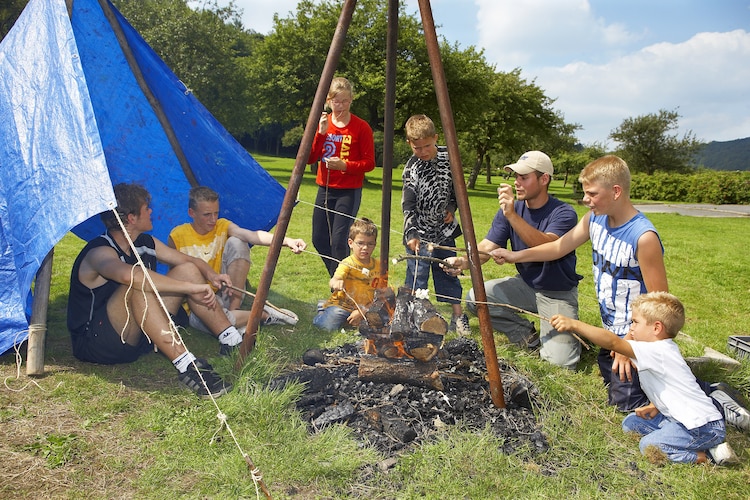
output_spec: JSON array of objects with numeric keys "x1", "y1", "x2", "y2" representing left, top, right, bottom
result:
[
  {"x1": 222, "y1": 283, "x2": 296, "y2": 320},
  {"x1": 425, "y1": 242, "x2": 492, "y2": 257},
  {"x1": 393, "y1": 254, "x2": 460, "y2": 269},
  {"x1": 469, "y1": 299, "x2": 590, "y2": 349}
]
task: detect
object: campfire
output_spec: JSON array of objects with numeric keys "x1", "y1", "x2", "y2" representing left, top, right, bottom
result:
[{"x1": 269, "y1": 288, "x2": 548, "y2": 457}]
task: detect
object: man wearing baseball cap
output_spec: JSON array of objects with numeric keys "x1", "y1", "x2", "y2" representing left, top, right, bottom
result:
[{"x1": 444, "y1": 151, "x2": 582, "y2": 369}]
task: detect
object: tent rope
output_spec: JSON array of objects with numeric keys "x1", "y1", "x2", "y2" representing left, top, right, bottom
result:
[{"x1": 110, "y1": 207, "x2": 270, "y2": 499}]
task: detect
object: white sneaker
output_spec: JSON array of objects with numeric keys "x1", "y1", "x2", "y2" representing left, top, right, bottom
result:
[
  {"x1": 263, "y1": 305, "x2": 298, "y2": 326},
  {"x1": 710, "y1": 388, "x2": 750, "y2": 432},
  {"x1": 708, "y1": 442, "x2": 739, "y2": 466}
]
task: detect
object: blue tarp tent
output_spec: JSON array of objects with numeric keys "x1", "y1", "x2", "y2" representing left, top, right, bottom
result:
[{"x1": 0, "y1": 0, "x2": 286, "y2": 354}]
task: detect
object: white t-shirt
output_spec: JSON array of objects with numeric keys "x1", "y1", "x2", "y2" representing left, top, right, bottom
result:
[{"x1": 629, "y1": 339, "x2": 722, "y2": 429}]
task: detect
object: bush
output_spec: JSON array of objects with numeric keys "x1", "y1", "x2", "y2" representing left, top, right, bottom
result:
[{"x1": 631, "y1": 170, "x2": 750, "y2": 204}]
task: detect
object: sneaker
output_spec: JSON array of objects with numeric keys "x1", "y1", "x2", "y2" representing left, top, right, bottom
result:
[
  {"x1": 708, "y1": 442, "x2": 739, "y2": 466},
  {"x1": 219, "y1": 342, "x2": 238, "y2": 356},
  {"x1": 263, "y1": 305, "x2": 299, "y2": 326},
  {"x1": 525, "y1": 330, "x2": 541, "y2": 350},
  {"x1": 710, "y1": 387, "x2": 750, "y2": 432},
  {"x1": 178, "y1": 358, "x2": 232, "y2": 398},
  {"x1": 451, "y1": 314, "x2": 471, "y2": 336}
]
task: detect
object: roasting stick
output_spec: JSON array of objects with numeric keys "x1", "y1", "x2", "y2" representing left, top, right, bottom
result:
[
  {"x1": 425, "y1": 242, "x2": 492, "y2": 257},
  {"x1": 220, "y1": 283, "x2": 297, "y2": 320},
  {"x1": 463, "y1": 297, "x2": 589, "y2": 349}
]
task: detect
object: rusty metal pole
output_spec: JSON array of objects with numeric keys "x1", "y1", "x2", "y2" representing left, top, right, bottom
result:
[
  {"x1": 379, "y1": 0, "x2": 399, "y2": 285},
  {"x1": 236, "y1": 0, "x2": 358, "y2": 366},
  {"x1": 416, "y1": 0, "x2": 505, "y2": 408}
]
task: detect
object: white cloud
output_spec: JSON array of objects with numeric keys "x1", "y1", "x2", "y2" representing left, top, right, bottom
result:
[
  {"x1": 536, "y1": 30, "x2": 750, "y2": 144},
  {"x1": 476, "y1": 0, "x2": 643, "y2": 68}
]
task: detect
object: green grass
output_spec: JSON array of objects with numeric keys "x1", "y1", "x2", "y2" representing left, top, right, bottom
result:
[{"x1": 1, "y1": 154, "x2": 749, "y2": 498}]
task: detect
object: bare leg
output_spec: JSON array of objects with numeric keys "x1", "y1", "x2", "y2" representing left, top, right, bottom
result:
[
  {"x1": 226, "y1": 257, "x2": 250, "y2": 311},
  {"x1": 169, "y1": 262, "x2": 234, "y2": 336},
  {"x1": 106, "y1": 282, "x2": 186, "y2": 361}
]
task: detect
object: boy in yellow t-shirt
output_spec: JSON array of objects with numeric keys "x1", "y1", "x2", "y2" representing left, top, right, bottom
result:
[{"x1": 313, "y1": 218, "x2": 380, "y2": 331}]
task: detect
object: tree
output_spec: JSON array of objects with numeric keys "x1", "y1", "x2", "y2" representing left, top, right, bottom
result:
[
  {"x1": 0, "y1": 0, "x2": 26, "y2": 40},
  {"x1": 609, "y1": 109, "x2": 702, "y2": 174},
  {"x1": 113, "y1": 0, "x2": 259, "y2": 137},
  {"x1": 462, "y1": 69, "x2": 576, "y2": 189}
]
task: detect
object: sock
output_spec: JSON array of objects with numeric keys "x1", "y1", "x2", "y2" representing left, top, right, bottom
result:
[
  {"x1": 218, "y1": 326, "x2": 243, "y2": 347},
  {"x1": 173, "y1": 351, "x2": 197, "y2": 373}
]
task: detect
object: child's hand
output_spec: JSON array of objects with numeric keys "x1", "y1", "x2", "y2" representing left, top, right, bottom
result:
[
  {"x1": 550, "y1": 314, "x2": 575, "y2": 332},
  {"x1": 329, "y1": 277, "x2": 344, "y2": 291},
  {"x1": 406, "y1": 238, "x2": 420, "y2": 253},
  {"x1": 443, "y1": 211, "x2": 454, "y2": 224},
  {"x1": 635, "y1": 403, "x2": 659, "y2": 419},
  {"x1": 347, "y1": 309, "x2": 363, "y2": 326}
]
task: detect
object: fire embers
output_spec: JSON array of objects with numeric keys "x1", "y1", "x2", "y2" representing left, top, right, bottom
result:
[
  {"x1": 359, "y1": 287, "x2": 447, "y2": 362},
  {"x1": 270, "y1": 338, "x2": 548, "y2": 457}
]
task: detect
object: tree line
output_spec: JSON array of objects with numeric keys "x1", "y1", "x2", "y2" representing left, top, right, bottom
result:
[{"x1": 3, "y1": 0, "x2": 706, "y2": 181}]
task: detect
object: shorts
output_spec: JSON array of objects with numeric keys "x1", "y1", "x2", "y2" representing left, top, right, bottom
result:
[{"x1": 70, "y1": 306, "x2": 153, "y2": 365}]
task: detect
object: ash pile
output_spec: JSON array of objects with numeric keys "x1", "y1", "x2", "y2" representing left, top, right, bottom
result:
[{"x1": 269, "y1": 336, "x2": 548, "y2": 457}]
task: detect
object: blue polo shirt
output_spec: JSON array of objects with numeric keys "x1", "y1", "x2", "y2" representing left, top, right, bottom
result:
[{"x1": 485, "y1": 197, "x2": 581, "y2": 291}]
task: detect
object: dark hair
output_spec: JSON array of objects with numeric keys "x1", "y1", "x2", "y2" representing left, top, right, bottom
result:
[{"x1": 100, "y1": 183, "x2": 151, "y2": 230}]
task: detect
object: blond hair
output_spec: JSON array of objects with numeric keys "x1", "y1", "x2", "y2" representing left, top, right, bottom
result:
[
  {"x1": 579, "y1": 155, "x2": 631, "y2": 195},
  {"x1": 631, "y1": 291, "x2": 685, "y2": 338},
  {"x1": 404, "y1": 114, "x2": 436, "y2": 142},
  {"x1": 349, "y1": 217, "x2": 378, "y2": 240},
  {"x1": 328, "y1": 77, "x2": 354, "y2": 100}
]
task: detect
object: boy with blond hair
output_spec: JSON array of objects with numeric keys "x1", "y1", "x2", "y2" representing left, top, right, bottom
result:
[
  {"x1": 402, "y1": 114, "x2": 469, "y2": 335},
  {"x1": 550, "y1": 292, "x2": 737, "y2": 465}
]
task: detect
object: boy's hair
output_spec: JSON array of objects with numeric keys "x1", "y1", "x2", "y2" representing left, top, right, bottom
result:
[
  {"x1": 405, "y1": 114, "x2": 436, "y2": 142},
  {"x1": 578, "y1": 155, "x2": 631, "y2": 195},
  {"x1": 631, "y1": 291, "x2": 685, "y2": 338},
  {"x1": 101, "y1": 183, "x2": 151, "y2": 230},
  {"x1": 189, "y1": 186, "x2": 219, "y2": 210},
  {"x1": 328, "y1": 77, "x2": 354, "y2": 100},
  {"x1": 349, "y1": 217, "x2": 378, "y2": 240}
]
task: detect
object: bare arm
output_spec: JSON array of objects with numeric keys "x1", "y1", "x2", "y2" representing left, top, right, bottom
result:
[
  {"x1": 637, "y1": 231, "x2": 668, "y2": 292},
  {"x1": 227, "y1": 222, "x2": 306, "y2": 253},
  {"x1": 78, "y1": 245, "x2": 215, "y2": 301},
  {"x1": 491, "y1": 212, "x2": 592, "y2": 265},
  {"x1": 442, "y1": 238, "x2": 498, "y2": 273},
  {"x1": 153, "y1": 238, "x2": 228, "y2": 290},
  {"x1": 497, "y1": 184, "x2": 559, "y2": 248},
  {"x1": 550, "y1": 315, "x2": 635, "y2": 359}
]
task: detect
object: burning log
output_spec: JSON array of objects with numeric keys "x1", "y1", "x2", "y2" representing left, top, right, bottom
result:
[{"x1": 358, "y1": 355, "x2": 444, "y2": 391}]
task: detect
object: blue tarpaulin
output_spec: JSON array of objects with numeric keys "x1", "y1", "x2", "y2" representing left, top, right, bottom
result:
[{"x1": 0, "y1": 0, "x2": 286, "y2": 354}]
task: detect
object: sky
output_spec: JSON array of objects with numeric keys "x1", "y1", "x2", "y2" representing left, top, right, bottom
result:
[{"x1": 199, "y1": 0, "x2": 750, "y2": 146}]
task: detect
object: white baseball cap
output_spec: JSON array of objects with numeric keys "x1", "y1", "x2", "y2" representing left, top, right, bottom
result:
[{"x1": 504, "y1": 151, "x2": 553, "y2": 175}]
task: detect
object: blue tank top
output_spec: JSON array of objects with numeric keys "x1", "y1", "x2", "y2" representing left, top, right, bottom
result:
[{"x1": 589, "y1": 212, "x2": 663, "y2": 336}]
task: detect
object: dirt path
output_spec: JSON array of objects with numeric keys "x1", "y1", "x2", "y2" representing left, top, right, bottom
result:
[{"x1": 634, "y1": 203, "x2": 750, "y2": 217}]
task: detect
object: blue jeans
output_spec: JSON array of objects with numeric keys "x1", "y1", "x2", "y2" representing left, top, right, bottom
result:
[
  {"x1": 404, "y1": 241, "x2": 462, "y2": 304},
  {"x1": 313, "y1": 306, "x2": 351, "y2": 331},
  {"x1": 622, "y1": 412, "x2": 725, "y2": 463}
]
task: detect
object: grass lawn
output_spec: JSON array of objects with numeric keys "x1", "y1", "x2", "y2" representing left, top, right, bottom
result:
[{"x1": 1, "y1": 153, "x2": 749, "y2": 498}]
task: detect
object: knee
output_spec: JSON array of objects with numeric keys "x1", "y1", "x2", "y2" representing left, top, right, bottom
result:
[
  {"x1": 169, "y1": 261, "x2": 203, "y2": 282},
  {"x1": 539, "y1": 331, "x2": 581, "y2": 370}
]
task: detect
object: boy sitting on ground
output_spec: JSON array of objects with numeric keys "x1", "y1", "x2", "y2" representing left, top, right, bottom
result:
[
  {"x1": 313, "y1": 218, "x2": 381, "y2": 331},
  {"x1": 550, "y1": 292, "x2": 739, "y2": 465},
  {"x1": 169, "y1": 186, "x2": 305, "y2": 348}
]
